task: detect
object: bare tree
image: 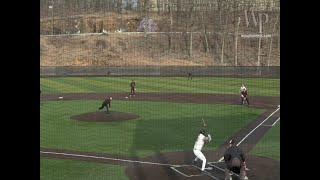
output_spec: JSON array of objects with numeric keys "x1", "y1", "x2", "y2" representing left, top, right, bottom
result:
[
  {"x1": 117, "y1": 0, "x2": 122, "y2": 13},
  {"x1": 217, "y1": 0, "x2": 223, "y2": 28},
  {"x1": 200, "y1": 2, "x2": 209, "y2": 53},
  {"x1": 189, "y1": 5, "x2": 194, "y2": 57},
  {"x1": 156, "y1": 0, "x2": 161, "y2": 14},
  {"x1": 257, "y1": 37, "x2": 262, "y2": 66},
  {"x1": 234, "y1": 16, "x2": 241, "y2": 66},
  {"x1": 267, "y1": 15, "x2": 279, "y2": 66},
  {"x1": 168, "y1": 0, "x2": 173, "y2": 52},
  {"x1": 220, "y1": 0, "x2": 228, "y2": 64}
]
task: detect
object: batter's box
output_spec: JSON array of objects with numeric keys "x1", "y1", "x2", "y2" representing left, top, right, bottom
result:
[
  {"x1": 170, "y1": 166, "x2": 203, "y2": 177},
  {"x1": 171, "y1": 165, "x2": 224, "y2": 179}
]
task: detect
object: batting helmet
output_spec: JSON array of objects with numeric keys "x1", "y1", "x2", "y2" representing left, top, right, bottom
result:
[{"x1": 200, "y1": 128, "x2": 205, "y2": 135}]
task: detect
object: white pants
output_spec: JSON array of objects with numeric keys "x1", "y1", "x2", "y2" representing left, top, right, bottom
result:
[{"x1": 193, "y1": 149, "x2": 206, "y2": 171}]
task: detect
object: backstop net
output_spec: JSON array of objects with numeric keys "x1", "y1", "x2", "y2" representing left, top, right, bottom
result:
[{"x1": 40, "y1": 1, "x2": 280, "y2": 179}]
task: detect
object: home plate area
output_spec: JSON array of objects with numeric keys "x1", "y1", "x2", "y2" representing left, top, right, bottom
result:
[{"x1": 171, "y1": 162, "x2": 247, "y2": 180}]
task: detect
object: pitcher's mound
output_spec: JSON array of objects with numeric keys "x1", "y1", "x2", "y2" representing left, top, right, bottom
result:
[{"x1": 71, "y1": 111, "x2": 139, "y2": 122}]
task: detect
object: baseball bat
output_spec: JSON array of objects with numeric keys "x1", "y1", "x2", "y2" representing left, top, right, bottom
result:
[{"x1": 202, "y1": 118, "x2": 206, "y2": 128}]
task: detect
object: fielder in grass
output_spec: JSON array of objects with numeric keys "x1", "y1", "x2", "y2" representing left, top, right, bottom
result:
[
  {"x1": 192, "y1": 128, "x2": 212, "y2": 174},
  {"x1": 129, "y1": 80, "x2": 136, "y2": 97}
]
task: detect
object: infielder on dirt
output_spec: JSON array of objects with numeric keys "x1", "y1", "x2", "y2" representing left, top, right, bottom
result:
[
  {"x1": 98, "y1": 96, "x2": 112, "y2": 113},
  {"x1": 192, "y1": 128, "x2": 212, "y2": 174},
  {"x1": 129, "y1": 80, "x2": 136, "y2": 97},
  {"x1": 240, "y1": 84, "x2": 249, "y2": 105}
]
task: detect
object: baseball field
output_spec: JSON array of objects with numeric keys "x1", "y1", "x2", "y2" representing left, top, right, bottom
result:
[{"x1": 40, "y1": 76, "x2": 280, "y2": 180}]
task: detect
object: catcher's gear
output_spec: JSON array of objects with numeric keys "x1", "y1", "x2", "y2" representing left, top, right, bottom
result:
[{"x1": 208, "y1": 134, "x2": 212, "y2": 142}]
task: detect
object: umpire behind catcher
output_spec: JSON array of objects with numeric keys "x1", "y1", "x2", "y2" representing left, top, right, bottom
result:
[{"x1": 224, "y1": 139, "x2": 248, "y2": 180}]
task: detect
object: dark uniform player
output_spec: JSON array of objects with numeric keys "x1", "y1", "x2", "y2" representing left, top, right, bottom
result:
[
  {"x1": 98, "y1": 96, "x2": 112, "y2": 113},
  {"x1": 240, "y1": 84, "x2": 249, "y2": 105},
  {"x1": 224, "y1": 139, "x2": 248, "y2": 180},
  {"x1": 188, "y1": 72, "x2": 192, "y2": 80},
  {"x1": 130, "y1": 80, "x2": 136, "y2": 97}
]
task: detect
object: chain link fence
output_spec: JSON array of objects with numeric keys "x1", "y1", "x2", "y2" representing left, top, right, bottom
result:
[{"x1": 40, "y1": 66, "x2": 279, "y2": 78}]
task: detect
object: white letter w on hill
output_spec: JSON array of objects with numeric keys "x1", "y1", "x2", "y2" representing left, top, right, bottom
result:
[{"x1": 244, "y1": 10, "x2": 269, "y2": 34}]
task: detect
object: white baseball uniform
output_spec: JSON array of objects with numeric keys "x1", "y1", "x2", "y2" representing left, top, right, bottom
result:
[
  {"x1": 193, "y1": 133, "x2": 207, "y2": 171},
  {"x1": 240, "y1": 86, "x2": 247, "y2": 97},
  {"x1": 240, "y1": 86, "x2": 246, "y2": 91}
]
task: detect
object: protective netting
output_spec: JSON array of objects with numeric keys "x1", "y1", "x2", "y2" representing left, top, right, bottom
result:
[{"x1": 40, "y1": 1, "x2": 280, "y2": 180}]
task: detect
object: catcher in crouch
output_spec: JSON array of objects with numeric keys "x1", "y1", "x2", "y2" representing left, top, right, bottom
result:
[
  {"x1": 240, "y1": 84, "x2": 249, "y2": 105},
  {"x1": 224, "y1": 139, "x2": 248, "y2": 180},
  {"x1": 192, "y1": 128, "x2": 212, "y2": 174}
]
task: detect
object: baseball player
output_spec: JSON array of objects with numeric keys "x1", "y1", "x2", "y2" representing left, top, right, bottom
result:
[
  {"x1": 224, "y1": 139, "x2": 248, "y2": 180},
  {"x1": 188, "y1": 72, "x2": 192, "y2": 80},
  {"x1": 192, "y1": 128, "x2": 212, "y2": 174},
  {"x1": 129, "y1": 80, "x2": 136, "y2": 97},
  {"x1": 98, "y1": 96, "x2": 112, "y2": 113},
  {"x1": 240, "y1": 84, "x2": 249, "y2": 105}
]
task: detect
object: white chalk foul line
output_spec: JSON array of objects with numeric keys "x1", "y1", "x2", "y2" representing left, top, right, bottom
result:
[
  {"x1": 218, "y1": 106, "x2": 280, "y2": 162},
  {"x1": 170, "y1": 167, "x2": 193, "y2": 177},
  {"x1": 41, "y1": 150, "x2": 225, "y2": 178},
  {"x1": 41, "y1": 150, "x2": 225, "y2": 179},
  {"x1": 261, "y1": 117, "x2": 280, "y2": 127},
  {"x1": 40, "y1": 151, "x2": 182, "y2": 167},
  {"x1": 271, "y1": 117, "x2": 280, "y2": 126}
]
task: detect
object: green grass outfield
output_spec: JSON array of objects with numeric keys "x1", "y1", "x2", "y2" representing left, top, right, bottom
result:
[
  {"x1": 41, "y1": 157, "x2": 128, "y2": 180},
  {"x1": 40, "y1": 76, "x2": 279, "y2": 179},
  {"x1": 41, "y1": 100, "x2": 264, "y2": 157},
  {"x1": 249, "y1": 121, "x2": 280, "y2": 160},
  {"x1": 40, "y1": 77, "x2": 279, "y2": 96}
]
